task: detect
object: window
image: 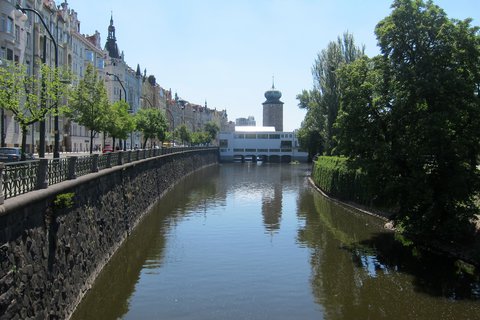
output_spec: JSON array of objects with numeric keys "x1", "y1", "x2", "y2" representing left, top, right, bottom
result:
[
  {"x1": 0, "y1": 16, "x2": 5, "y2": 33},
  {"x1": 7, "y1": 17, "x2": 13, "y2": 34},
  {"x1": 26, "y1": 32, "x2": 31, "y2": 49},
  {"x1": 219, "y1": 139, "x2": 228, "y2": 148},
  {"x1": 245, "y1": 134, "x2": 256, "y2": 139},
  {"x1": 97, "y1": 58, "x2": 104, "y2": 69},
  {"x1": 85, "y1": 50, "x2": 93, "y2": 62},
  {"x1": 6, "y1": 48, "x2": 13, "y2": 61},
  {"x1": 269, "y1": 134, "x2": 280, "y2": 139},
  {"x1": 257, "y1": 134, "x2": 268, "y2": 139},
  {"x1": 14, "y1": 119, "x2": 19, "y2": 134},
  {"x1": 15, "y1": 25, "x2": 19, "y2": 43}
]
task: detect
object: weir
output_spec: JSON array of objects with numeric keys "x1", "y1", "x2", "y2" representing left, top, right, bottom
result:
[{"x1": 0, "y1": 148, "x2": 218, "y2": 319}]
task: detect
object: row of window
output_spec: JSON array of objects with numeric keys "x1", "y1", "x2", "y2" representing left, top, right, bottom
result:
[
  {"x1": 231, "y1": 148, "x2": 293, "y2": 153},
  {"x1": 234, "y1": 133, "x2": 293, "y2": 139}
]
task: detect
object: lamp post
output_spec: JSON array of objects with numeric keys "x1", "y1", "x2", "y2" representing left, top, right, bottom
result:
[
  {"x1": 106, "y1": 72, "x2": 126, "y2": 103},
  {"x1": 106, "y1": 72, "x2": 130, "y2": 149},
  {"x1": 16, "y1": 5, "x2": 60, "y2": 158}
]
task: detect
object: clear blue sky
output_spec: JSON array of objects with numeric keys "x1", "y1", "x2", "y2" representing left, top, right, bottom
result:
[{"x1": 69, "y1": 0, "x2": 480, "y2": 131}]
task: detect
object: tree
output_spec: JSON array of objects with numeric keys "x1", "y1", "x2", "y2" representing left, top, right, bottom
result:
[
  {"x1": 297, "y1": 33, "x2": 364, "y2": 158},
  {"x1": 104, "y1": 100, "x2": 135, "y2": 150},
  {"x1": 191, "y1": 131, "x2": 209, "y2": 146},
  {"x1": 204, "y1": 121, "x2": 220, "y2": 145},
  {"x1": 336, "y1": 0, "x2": 480, "y2": 241},
  {"x1": 311, "y1": 32, "x2": 365, "y2": 155},
  {"x1": 174, "y1": 124, "x2": 191, "y2": 146},
  {"x1": 67, "y1": 64, "x2": 109, "y2": 153},
  {"x1": 135, "y1": 107, "x2": 168, "y2": 148},
  {"x1": 296, "y1": 89, "x2": 324, "y2": 160},
  {"x1": 0, "y1": 63, "x2": 68, "y2": 160}
]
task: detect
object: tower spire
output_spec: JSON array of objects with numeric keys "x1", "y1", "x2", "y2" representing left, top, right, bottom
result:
[
  {"x1": 105, "y1": 12, "x2": 120, "y2": 58},
  {"x1": 272, "y1": 75, "x2": 275, "y2": 89}
]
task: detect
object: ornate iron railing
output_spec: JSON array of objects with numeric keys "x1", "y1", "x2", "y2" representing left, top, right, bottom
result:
[
  {"x1": 2, "y1": 160, "x2": 39, "y2": 199},
  {"x1": 48, "y1": 158, "x2": 69, "y2": 185},
  {"x1": 75, "y1": 155, "x2": 93, "y2": 177},
  {"x1": 0, "y1": 147, "x2": 217, "y2": 202}
]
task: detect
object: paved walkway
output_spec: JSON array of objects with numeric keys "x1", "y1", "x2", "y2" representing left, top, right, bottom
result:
[{"x1": 35, "y1": 151, "x2": 102, "y2": 159}]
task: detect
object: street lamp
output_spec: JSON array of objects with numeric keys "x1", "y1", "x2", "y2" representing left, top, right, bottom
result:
[
  {"x1": 16, "y1": 4, "x2": 60, "y2": 158},
  {"x1": 106, "y1": 72, "x2": 131, "y2": 149},
  {"x1": 106, "y1": 72, "x2": 126, "y2": 103}
]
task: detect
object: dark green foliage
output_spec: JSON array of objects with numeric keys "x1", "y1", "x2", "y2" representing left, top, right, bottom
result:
[
  {"x1": 312, "y1": 156, "x2": 373, "y2": 205},
  {"x1": 297, "y1": 33, "x2": 364, "y2": 157},
  {"x1": 331, "y1": 0, "x2": 480, "y2": 242}
]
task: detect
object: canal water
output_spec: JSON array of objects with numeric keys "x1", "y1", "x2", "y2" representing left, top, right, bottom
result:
[{"x1": 72, "y1": 163, "x2": 480, "y2": 320}]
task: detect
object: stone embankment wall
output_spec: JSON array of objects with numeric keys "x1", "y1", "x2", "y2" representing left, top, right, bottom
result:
[{"x1": 0, "y1": 149, "x2": 218, "y2": 320}]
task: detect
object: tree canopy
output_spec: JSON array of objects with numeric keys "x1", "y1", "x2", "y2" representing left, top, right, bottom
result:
[
  {"x1": 135, "y1": 107, "x2": 168, "y2": 148},
  {"x1": 334, "y1": 0, "x2": 480, "y2": 241},
  {"x1": 297, "y1": 32, "x2": 364, "y2": 157},
  {"x1": 0, "y1": 62, "x2": 68, "y2": 159},
  {"x1": 67, "y1": 64, "x2": 109, "y2": 153}
]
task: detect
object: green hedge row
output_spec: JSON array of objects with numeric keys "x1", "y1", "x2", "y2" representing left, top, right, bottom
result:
[{"x1": 311, "y1": 156, "x2": 372, "y2": 205}]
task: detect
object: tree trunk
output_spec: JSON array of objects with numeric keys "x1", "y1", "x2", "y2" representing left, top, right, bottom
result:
[
  {"x1": 90, "y1": 130, "x2": 94, "y2": 154},
  {"x1": 21, "y1": 127, "x2": 28, "y2": 161}
]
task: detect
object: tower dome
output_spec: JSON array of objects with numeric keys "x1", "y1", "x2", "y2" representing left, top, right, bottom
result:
[
  {"x1": 264, "y1": 84, "x2": 282, "y2": 103},
  {"x1": 262, "y1": 77, "x2": 284, "y2": 131}
]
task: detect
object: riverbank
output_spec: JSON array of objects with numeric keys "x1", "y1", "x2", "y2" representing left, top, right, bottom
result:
[{"x1": 308, "y1": 177, "x2": 480, "y2": 268}]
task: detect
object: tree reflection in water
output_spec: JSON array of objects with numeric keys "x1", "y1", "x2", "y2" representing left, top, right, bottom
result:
[{"x1": 297, "y1": 186, "x2": 480, "y2": 320}]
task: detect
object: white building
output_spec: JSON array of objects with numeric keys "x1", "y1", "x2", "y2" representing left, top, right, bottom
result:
[{"x1": 219, "y1": 126, "x2": 307, "y2": 163}]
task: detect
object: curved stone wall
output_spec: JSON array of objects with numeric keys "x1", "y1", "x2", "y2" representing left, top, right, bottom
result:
[{"x1": 0, "y1": 149, "x2": 218, "y2": 319}]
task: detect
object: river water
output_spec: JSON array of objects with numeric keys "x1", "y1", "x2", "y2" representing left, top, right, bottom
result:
[{"x1": 71, "y1": 163, "x2": 480, "y2": 320}]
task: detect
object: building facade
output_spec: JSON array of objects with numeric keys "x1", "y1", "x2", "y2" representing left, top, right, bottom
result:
[
  {"x1": 219, "y1": 127, "x2": 307, "y2": 163},
  {"x1": 236, "y1": 116, "x2": 256, "y2": 126},
  {"x1": 0, "y1": 0, "x2": 230, "y2": 153}
]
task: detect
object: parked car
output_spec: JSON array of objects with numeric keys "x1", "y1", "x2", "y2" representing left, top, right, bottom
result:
[
  {"x1": 0, "y1": 147, "x2": 35, "y2": 162},
  {"x1": 102, "y1": 145, "x2": 114, "y2": 153}
]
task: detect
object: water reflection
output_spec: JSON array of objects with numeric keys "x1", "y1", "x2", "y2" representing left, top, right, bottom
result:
[
  {"x1": 297, "y1": 185, "x2": 480, "y2": 320},
  {"x1": 72, "y1": 163, "x2": 480, "y2": 320},
  {"x1": 71, "y1": 166, "x2": 221, "y2": 320}
]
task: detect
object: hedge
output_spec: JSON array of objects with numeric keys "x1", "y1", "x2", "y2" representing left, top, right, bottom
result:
[{"x1": 311, "y1": 156, "x2": 372, "y2": 205}]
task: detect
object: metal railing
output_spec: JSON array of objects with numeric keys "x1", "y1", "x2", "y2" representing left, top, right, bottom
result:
[{"x1": 0, "y1": 147, "x2": 217, "y2": 203}]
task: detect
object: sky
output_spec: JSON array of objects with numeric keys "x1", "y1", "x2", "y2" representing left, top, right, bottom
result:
[{"x1": 68, "y1": 0, "x2": 480, "y2": 131}]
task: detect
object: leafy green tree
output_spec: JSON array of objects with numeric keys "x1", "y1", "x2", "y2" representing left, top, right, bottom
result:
[
  {"x1": 191, "y1": 131, "x2": 209, "y2": 146},
  {"x1": 0, "y1": 63, "x2": 68, "y2": 160},
  {"x1": 67, "y1": 64, "x2": 109, "y2": 153},
  {"x1": 175, "y1": 124, "x2": 191, "y2": 146},
  {"x1": 336, "y1": 0, "x2": 480, "y2": 241},
  {"x1": 311, "y1": 32, "x2": 365, "y2": 155},
  {"x1": 204, "y1": 121, "x2": 220, "y2": 145},
  {"x1": 104, "y1": 100, "x2": 135, "y2": 150},
  {"x1": 296, "y1": 89, "x2": 324, "y2": 160},
  {"x1": 135, "y1": 107, "x2": 168, "y2": 148}
]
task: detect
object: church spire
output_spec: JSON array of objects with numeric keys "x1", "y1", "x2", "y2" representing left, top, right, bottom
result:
[{"x1": 105, "y1": 12, "x2": 120, "y2": 59}]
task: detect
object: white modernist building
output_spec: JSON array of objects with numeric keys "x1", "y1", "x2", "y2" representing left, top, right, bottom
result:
[{"x1": 219, "y1": 126, "x2": 308, "y2": 163}]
